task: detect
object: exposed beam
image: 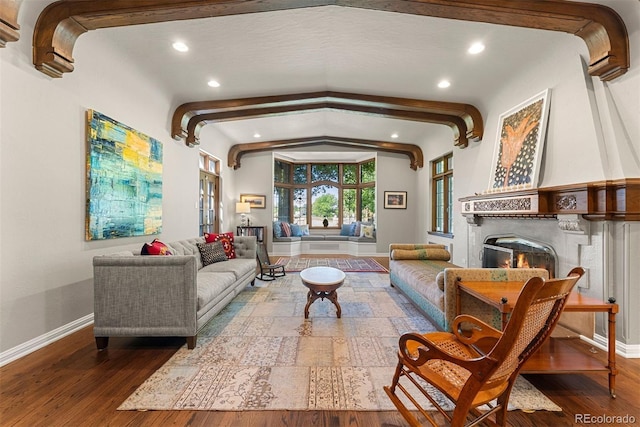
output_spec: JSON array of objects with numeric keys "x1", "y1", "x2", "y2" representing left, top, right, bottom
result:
[
  {"x1": 32, "y1": 0, "x2": 629, "y2": 80},
  {"x1": 0, "y1": 0, "x2": 20, "y2": 47},
  {"x1": 172, "y1": 91, "x2": 483, "y2": 148},
  {"x1": 228, "y1": 136, "x2": 424, "y2": 170}
]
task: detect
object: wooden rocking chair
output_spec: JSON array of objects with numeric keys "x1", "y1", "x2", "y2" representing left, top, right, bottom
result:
[
  {"x1": 256, "y1": 242, "x2": 285, "y2": 281},
  {"x1": 384, "y1": 267, "x2": 584, "y2": 427}
]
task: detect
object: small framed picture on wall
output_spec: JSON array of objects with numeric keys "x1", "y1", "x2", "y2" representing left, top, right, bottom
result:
[
  {"x1": 240, "y1": 194, "x2": 266, "y2": 209},
  {"x1": 384, "y1": 191, "x2": 407, "y2": 209}
]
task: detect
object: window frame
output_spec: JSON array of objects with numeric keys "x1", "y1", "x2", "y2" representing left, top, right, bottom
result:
[
  {"x1": 431, "y1": 153, "x2": 454, "y2": 236},
  {"x1": 274, "y1": 158, "x2": 375, "y2": 228}
]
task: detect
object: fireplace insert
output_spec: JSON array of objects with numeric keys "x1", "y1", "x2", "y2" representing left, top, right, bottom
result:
[{"x1": 482, "y1": 236, "x2": 557, "y2": 278}]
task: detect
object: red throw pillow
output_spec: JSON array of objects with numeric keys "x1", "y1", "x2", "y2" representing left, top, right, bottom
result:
[
  {"x1": 203, "y1": 232, "x2": 236, "y2": 259},
  {"x1": 141, "y1": 239, "x2": 172, "y2": 255}
]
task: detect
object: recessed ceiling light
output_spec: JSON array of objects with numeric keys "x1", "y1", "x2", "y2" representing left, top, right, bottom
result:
[
  {"x1": 468, "y1": 42, "x2": 485, "y2": 54},
  {"x1": 438, "y1": 80, "x2": 451, "y2": 89},
  {"x1": 253, "y1": 133, "x2": 261, "y2": 138},
  {"x1": 207, "y1": 79, "x2": 220, "y2": 88},
  {"x1": 391, "y1": 133, "x2": 399, "y2": 139},
  {"x1": 172, "y1": 41, "x2": 189, "y2": 52}
]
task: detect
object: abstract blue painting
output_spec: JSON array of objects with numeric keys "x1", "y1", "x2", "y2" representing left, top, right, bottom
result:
[{"x1": 86, "y1": 110, "x2": 163, "y2": 240}]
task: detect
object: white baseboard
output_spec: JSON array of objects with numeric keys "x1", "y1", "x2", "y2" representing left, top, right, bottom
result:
[
  {"x1": 581, "y1": 333, "x2": 640, "y2": 359},
  {"x1": 0, "y1": 314, "x2": 94, "y2": 367}
]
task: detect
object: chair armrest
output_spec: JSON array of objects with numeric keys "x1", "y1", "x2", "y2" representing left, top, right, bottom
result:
[
  {"x1": 398, "y1": 332, "x2": 492, "y2": 376},
  {"x1": 451, "y1": 314, "x2": 502, "y2": 347}
]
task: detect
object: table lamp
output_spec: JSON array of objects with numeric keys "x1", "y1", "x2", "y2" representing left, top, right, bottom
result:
[{"x1": 236, "y1": 202, "x2": 251, "y2": 226}]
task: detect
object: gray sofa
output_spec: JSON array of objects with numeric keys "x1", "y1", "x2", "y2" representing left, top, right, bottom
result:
[
  {"x1": 93, "y1": 236, "x2": 257, "y2": 350},
  {"x1": 389, "y1": 243, "x2": 549, "y2": 331}
]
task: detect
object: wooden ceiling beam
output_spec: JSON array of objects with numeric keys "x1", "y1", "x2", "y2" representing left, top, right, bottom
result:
[
  {"x1": 228, "y1": 136, "x2": 424, "y2": 170},
  {"x1": 0, "y1": 0, "x2": 20, "y2": 47},
  {"x1": 32, "y1": 0, "x2": 629, "y2": 80},
  {"x1": 172, "y1": 91, "x2": 482, "y2": 149}
]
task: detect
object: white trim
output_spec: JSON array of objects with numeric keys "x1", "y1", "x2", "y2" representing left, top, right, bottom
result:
[
  {"x1": 272, "y1": 240, "x2": 383, "y2": 257},
  {"x1": 0, "y1": 314, "x2": 94, "y2": 367},
  {"x1": 581, "y1": 333, "x2": 640, "y2": 359}
]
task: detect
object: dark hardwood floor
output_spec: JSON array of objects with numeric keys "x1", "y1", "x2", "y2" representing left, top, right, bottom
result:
[{"x1": 1, "y1": 257, "x2": 638, "y2": 426}]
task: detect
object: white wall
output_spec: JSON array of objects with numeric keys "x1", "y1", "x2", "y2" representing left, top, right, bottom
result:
[{"x1": 0, "y1": 3, "x2": 201, "y2": 354}]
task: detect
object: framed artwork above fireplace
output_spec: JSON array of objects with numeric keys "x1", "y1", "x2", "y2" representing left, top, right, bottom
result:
[{"x1": 488, "y1": 89, "x2": 551, "y2": 193}]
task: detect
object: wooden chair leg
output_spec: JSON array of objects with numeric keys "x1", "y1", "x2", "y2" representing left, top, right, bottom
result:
[
  {"x1": 95, "y1": 337, "x2": 109, "y2": 350},
  {"x1": 186, "y1": 336, "x2": 197, "y2": 349}
]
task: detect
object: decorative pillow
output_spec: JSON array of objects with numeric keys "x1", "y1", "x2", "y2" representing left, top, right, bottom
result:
[
  {"x1": 197, "y1": 241, "x2": 228, "y2": 266},
  {"x1": 204, "y1": 232, "x2": 236, "y2": 259},
  {"x1": 141, "y1": 239, "x2": 172, "y2": 255},
  {"x1": 300, "y1": 224, "x2": 310, "y2": 236},
  {"x1": 280, "y1": 222, "x2": 292, "y2": 237},
  {"x1": 273, "y1": 221, "x2": 283, "y2": 238},
  {"x1": 353, "y1": 221, "x2": 363, "y2": 237},
  {"x1": 340, "y1": 224, "x2": 352, "y2": 236},
  {"x1": 349, "y1": 222, "x2": 358, "y2": 236},
  {"x1": 361, "y1": 224, "x2": 375, "y2": 238},
  {"x1": 436, "y1": 271, "x2": 445, "y2": 291},
  {"x1": 290, "y1": 224, "x2": 303, "y2": 237},
  {"x1": 391, "y1": 248, "x2": 451, "y2": 261}
]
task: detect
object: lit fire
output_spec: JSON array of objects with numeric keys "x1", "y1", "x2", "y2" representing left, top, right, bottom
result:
[{"x1": 517, "y1": 253, "x2": 530, "y2": 269}]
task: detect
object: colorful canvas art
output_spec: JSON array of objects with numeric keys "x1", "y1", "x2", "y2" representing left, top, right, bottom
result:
[
  {"x1": 488, "y1": 89, "x2": 551, "y2": 192},
  {"x1": 86, "y1": 110, "x2": 163, "y2": 240}
]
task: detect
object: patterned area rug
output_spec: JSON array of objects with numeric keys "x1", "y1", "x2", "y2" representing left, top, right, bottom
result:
[
  {"x1": 276, "y1": 257, "x2": 388, "y2": 273},
  {"x1": 118, "y1": 273, "x2": 561, "y2": 412}
]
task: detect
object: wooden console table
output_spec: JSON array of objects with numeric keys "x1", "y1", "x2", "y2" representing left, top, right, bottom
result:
[{"x1": 456, "y1": 280, "x2": 618, "y2": 397}]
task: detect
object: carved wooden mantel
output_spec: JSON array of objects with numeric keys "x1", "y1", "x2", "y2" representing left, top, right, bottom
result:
[{"x1": 460, "y1": 179, "x2": 640, "y2": 222}]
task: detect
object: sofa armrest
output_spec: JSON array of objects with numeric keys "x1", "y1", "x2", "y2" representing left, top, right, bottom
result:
[
  {"x1": 93, "y1": 255, "x2": 198, "y2": 335},
  {"x1": 442, "y1": 268, "x2": 549, "y2": 331}
]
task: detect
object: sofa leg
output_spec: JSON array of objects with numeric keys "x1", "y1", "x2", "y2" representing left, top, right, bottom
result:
[
  {"x1": 251, "y1": 279, "x2": 255, "y2": 286},
  {"x1": 186, "y1": 336, "x2": 197, "y2": 349},
  {"x1": 95, "y1": 337, "x2": 109, "y2": 350}
]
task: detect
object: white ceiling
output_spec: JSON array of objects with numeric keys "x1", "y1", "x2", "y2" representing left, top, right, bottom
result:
[{"x1": 84, "y1": 5, "x2": 582, "y2": 150}]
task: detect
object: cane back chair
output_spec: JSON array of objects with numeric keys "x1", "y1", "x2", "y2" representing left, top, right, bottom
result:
[
  {"x1": 384, "y1": 267, "x2": 584, "y2": 427},
  {"x1": 256, "y1": 241, "x2": 285, "y2": 281}
]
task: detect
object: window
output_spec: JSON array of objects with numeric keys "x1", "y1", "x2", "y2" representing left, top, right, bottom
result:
[
  {"x1": 273, "y1": 158, "x2": 376, "y2": 227},
  {"x1": 199, "y1": 152, "x2": 220, "y2": 235},
  {"x1": 432, "y1": 153, "x2": 453, "y2": 235}
]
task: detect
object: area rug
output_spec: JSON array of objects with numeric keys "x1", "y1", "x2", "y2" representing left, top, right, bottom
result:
[
  {"x1": 118, "y1": 273, "x2": 561, "y2": 412},
  {"x1": 276, "y1": 257, "x2": 388, "y2": 273}
]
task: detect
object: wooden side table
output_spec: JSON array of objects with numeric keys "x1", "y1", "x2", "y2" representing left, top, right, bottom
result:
[
  {"x1": 456, "y1": 280, "x2": 618, "y2": 397},
  {"x1": 300, "y1": 266, "x2": 346, "y2": 318}
]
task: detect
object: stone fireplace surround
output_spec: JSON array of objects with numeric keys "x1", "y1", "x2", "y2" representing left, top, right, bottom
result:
[{"x1": 460, "y1": 180, "x2": 640, "y2": 358}]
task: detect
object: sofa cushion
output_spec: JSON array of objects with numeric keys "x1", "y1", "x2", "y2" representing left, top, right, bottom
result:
[
  {"x1": 273, "y1": 236, "x2": 301, "y2": 242},
  {"x1": 300, "y1": 224, "x2": 310, "y2": 235},
  {"x1": 301, "y1": 235, "x2": 325, "y2": 241},
  {"x1": 204, "y1": 232, "x2": 236, "y2": 259},
  {"x1": 196, "y1": 272, "x2": 237, "y2": 311},
  {"x1": 340, "y1": 224, "x2": 352, "y2": 236},
  {"x1": 199, "y1": 258, "x2": 256, "y2": 280},
  {"x1": 141, "y1": 239, "x2": 172, "y2": 255},
  {"x1": 324, "y1": 235, "x2": 350, "y2": 241},
  {"x1": 197, "y1": 241, "x2": 228, "y2": 266}
]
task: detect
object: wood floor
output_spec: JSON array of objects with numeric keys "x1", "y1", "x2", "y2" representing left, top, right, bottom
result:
[{"x1": 2, "y1": 257, "x2": 639, "y2": 427}]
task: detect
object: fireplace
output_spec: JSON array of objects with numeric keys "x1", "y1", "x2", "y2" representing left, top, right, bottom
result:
[{"x1": 482, "y1": 235, "x2": 557, "y2": 278}]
